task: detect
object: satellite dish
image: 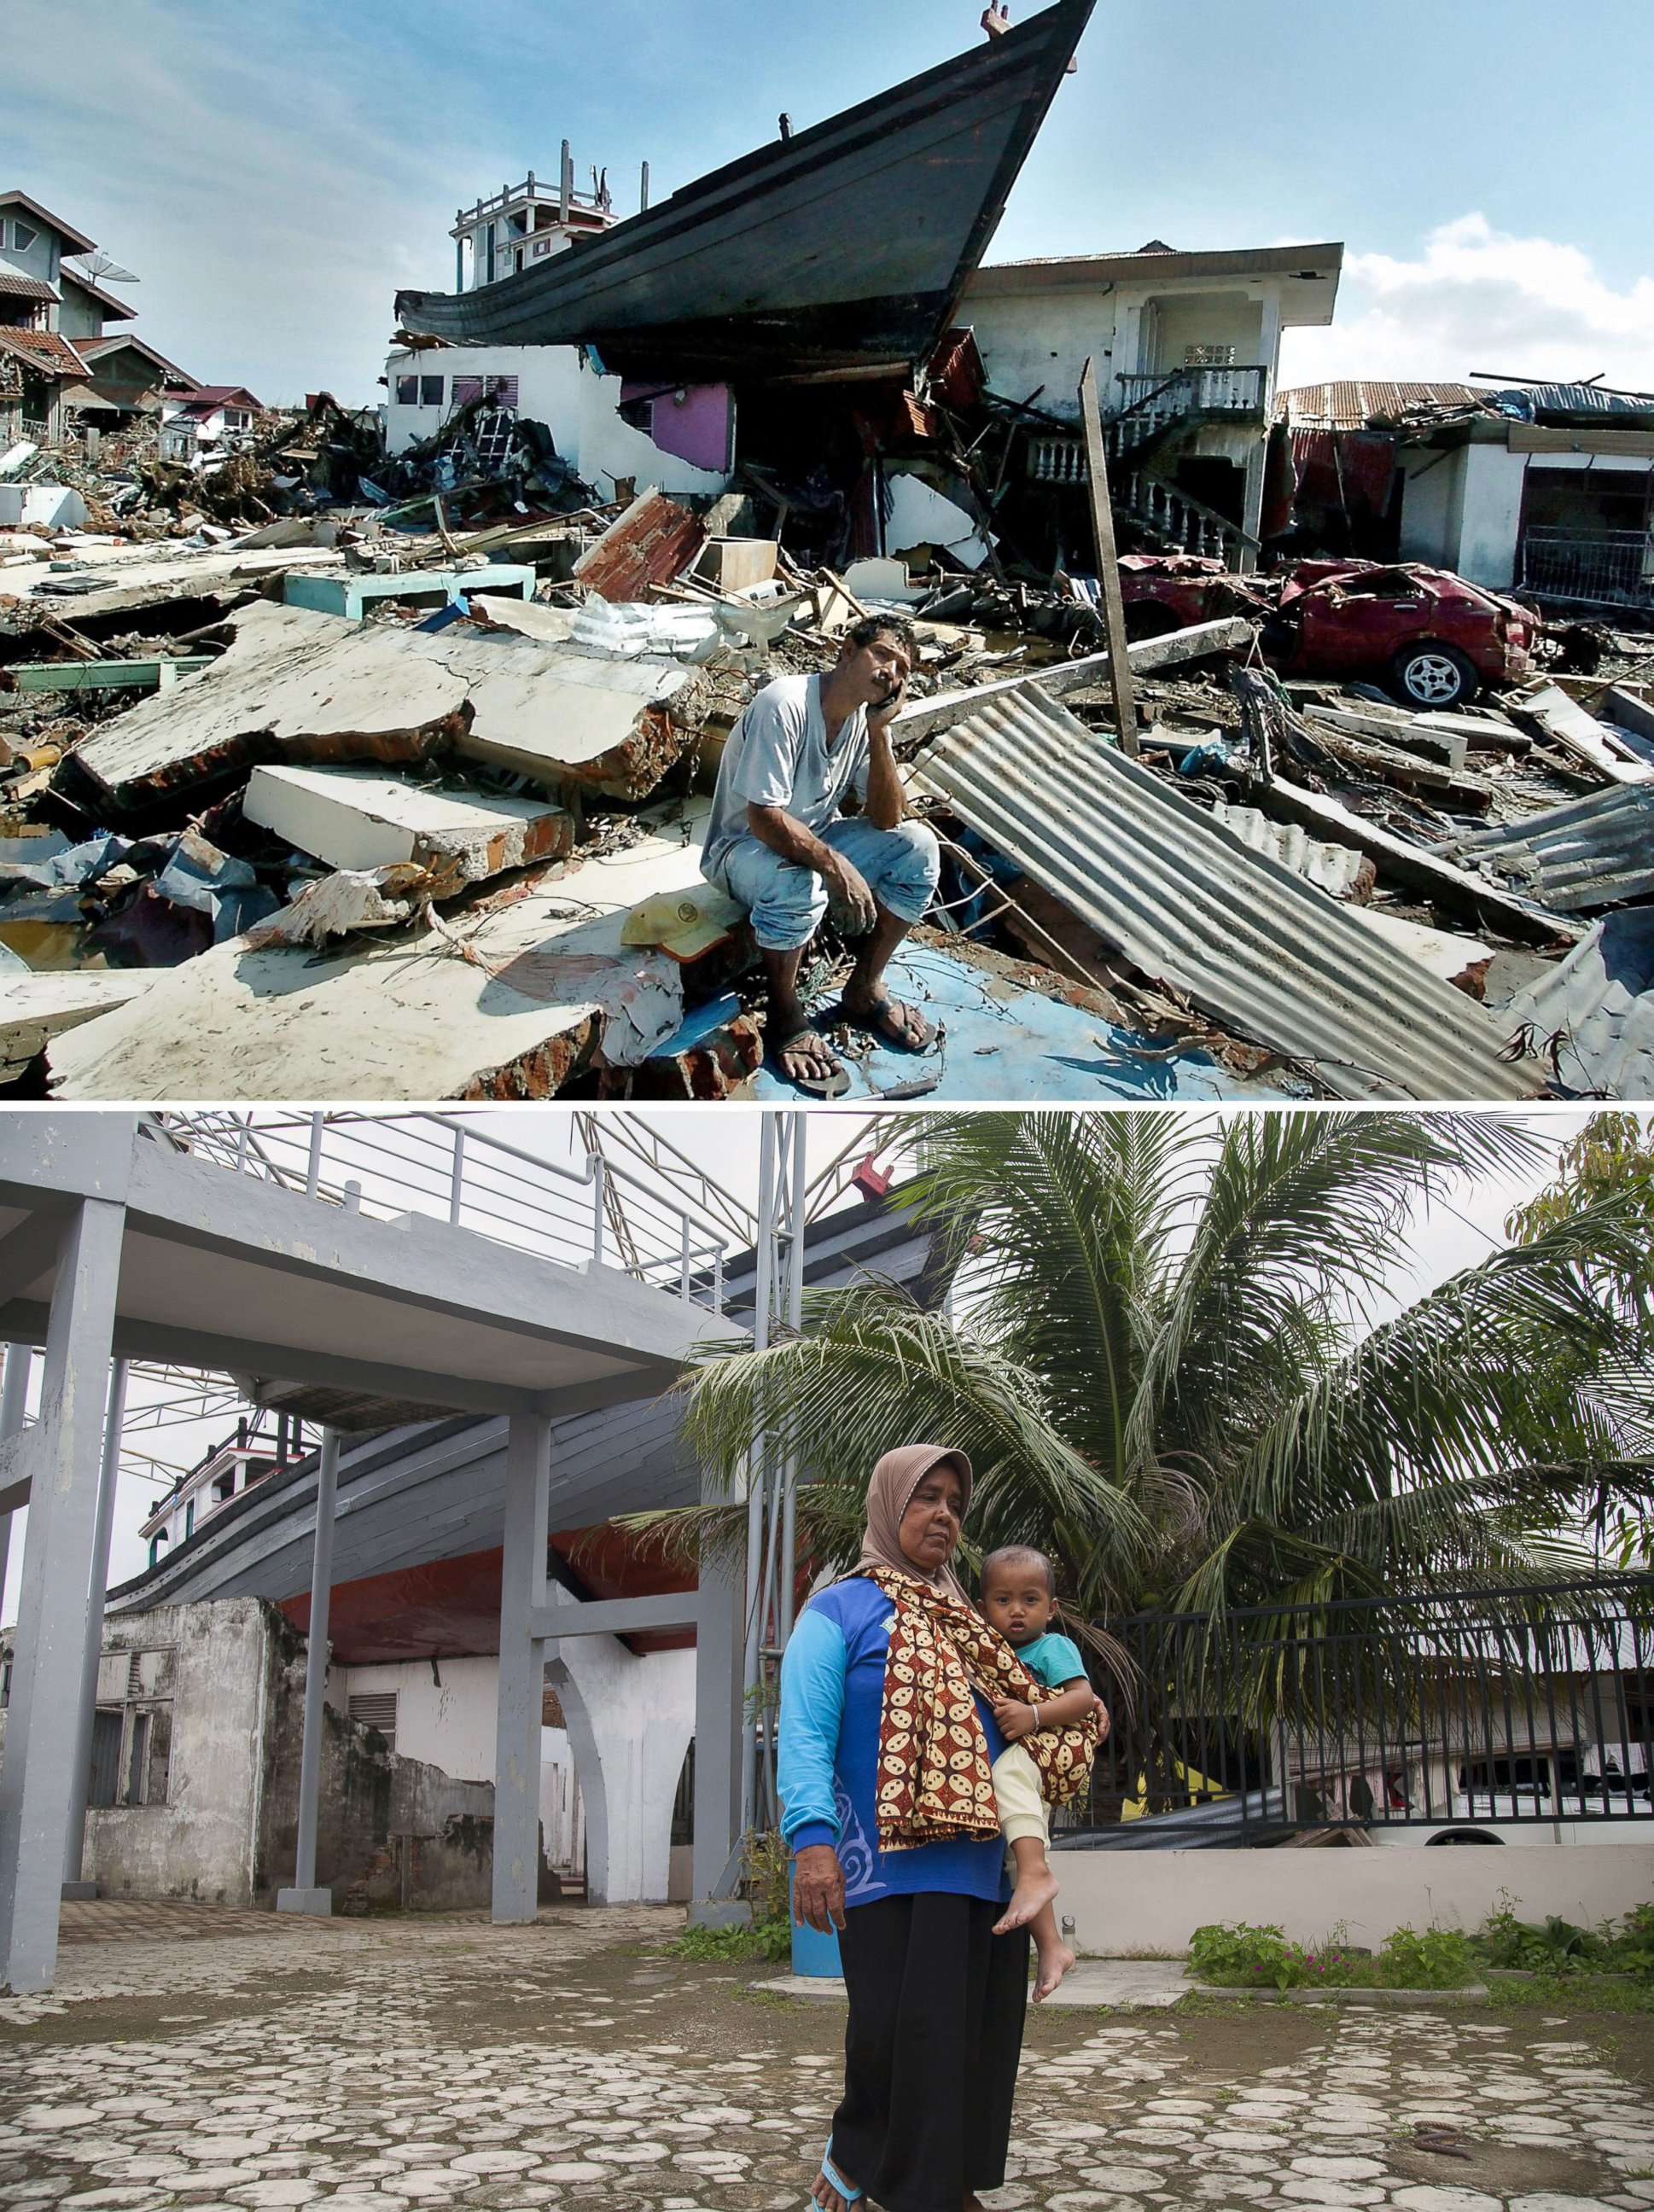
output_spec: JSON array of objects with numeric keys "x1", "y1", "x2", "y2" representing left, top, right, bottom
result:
[{"x1": 69, "y1": 250, "x2": 139, "y2": 284}]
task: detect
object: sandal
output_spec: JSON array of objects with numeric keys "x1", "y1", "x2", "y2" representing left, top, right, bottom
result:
[
  {"x1": 838, "y1": 993, "x2": 935, "y2": 1056},
  {"x1": 818, "y1": 2146, "x2": 865, "y2": 2204},
  {"x1": 767, "y1": 1025, "x2": 851, "y2": 1100}
]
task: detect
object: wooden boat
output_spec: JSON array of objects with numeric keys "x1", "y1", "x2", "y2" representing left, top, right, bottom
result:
[{"x1": 395, "y1": 0, "x2": 1095, "y2": 387}]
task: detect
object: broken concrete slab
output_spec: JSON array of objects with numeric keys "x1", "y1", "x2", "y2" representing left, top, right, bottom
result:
[
  {"x1": 50, "y1": 812, "x2": 713, "y2": 1102},
  {"x1": 1506, "y1": 683, "x2": 1654, "y2": 785},
  {"x1": 1, "y1": 544, "x2": 346, "y2": 626},
  {"x1": 1303, "y1": 704, "x2": 1468, "y2": 770},
  {"x1": 0, "y1": 969, "x2": 151, "y2": 1081},
  {"x1": 243, "y1": 765, "x2": 573, "y2": 882},
  {"x1": 283, "y1": 564, "x2": 535, "y2": 622},
  {"x1": 468, "y1": 595, "x2": 578, "y2": 645},
  {"x1": 573, "y1": 489, "x2": 708, "y2": 603},
  {"x1": 61, "y1": 604, "x2": 707, "y2": 822}
]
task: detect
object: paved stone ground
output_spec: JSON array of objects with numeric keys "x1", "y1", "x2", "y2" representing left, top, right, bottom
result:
[{"x1": 1, "y1": 1905, "x2": 1653, "y2": 2212}]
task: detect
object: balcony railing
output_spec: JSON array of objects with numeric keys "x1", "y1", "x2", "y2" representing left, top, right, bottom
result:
[
  {"x1": 151, "y1": 1109, "x2": 732, "y2": 1311},
  {"x1": 1053, "y1": 1579, "x2": 1654, "y2": 1848},
  {"x1": 1519, "y1": 527, "x2": 1654, "y2": 611},
  {"x1": 1115, "y1": 365, "x2": 1269, "y2": 422}
]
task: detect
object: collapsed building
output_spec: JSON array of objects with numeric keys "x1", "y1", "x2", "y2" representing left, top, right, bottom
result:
[{"x1": 0, "y1": 1, "x2": 1651, "y2": 1103}]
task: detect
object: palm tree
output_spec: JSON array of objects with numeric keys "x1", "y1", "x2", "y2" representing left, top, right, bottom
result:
[{"x1": 675, "y1": 1112, "x2": 1654, "y2": 1637}]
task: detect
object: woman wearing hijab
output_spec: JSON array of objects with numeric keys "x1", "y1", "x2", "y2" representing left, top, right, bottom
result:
[{"x1": 777, "y1": 1444, "x2": 1101, "y2": 2212}]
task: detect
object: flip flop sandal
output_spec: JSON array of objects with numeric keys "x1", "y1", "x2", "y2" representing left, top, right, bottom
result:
[
  {"x1": 767, "y1": 1027, "x2": 851, "y2": 1100},
  {"x1": 839, "y1": 996, "x2": 935, "y2": 1055},
  {"x1": 818, "y1": 2147, "x2": 865, "y2": 2204}
]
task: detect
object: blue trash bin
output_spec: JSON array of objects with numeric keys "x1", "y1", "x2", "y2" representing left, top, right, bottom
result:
[{"x1": 789, "y1": 1860, "x2": 843, "y2": 1977}]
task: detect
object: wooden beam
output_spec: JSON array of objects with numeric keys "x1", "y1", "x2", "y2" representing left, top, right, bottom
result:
[
  {"x1": 1077, "y1": 357, "x2": 1139, "y2": 757},
  {"x1": 893, "y1": 617, "x2": 1254, "y2": 749}
]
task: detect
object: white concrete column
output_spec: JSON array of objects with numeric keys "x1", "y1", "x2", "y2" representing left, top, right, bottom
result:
[
  {"x1": 0, "y1": 1197, "x2": 125, "y2": 1994},
  {"x1": 62, "y1": 1357, "x2": 129, "y2": 1897},
  {"x1": 690, "y1": 1540, "x2": 746, "y2": 1917},
  {"x1": 550, "y1": 1641, "x2": 695, "y2": 1904},
  {"x1": 492, "y1": 1411, "x2": 550, "y2": 1923},
  {"x1": 277, "y1": 1427, "x2": 340, "y2": 1916}
]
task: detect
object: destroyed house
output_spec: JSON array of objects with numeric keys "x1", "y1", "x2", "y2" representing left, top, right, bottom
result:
[
  {"x1": 961, "y1": 242, "x2": 1341, "y2": 570},
  {"x1": 1274, "y1": 379, "x2": 1654, "y2": 616}
]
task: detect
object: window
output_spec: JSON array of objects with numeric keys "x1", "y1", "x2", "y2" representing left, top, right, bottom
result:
[
  {"x1": 451, "y1": 375, "x2": 483, "y2": 409},
  {"x1": 88, "y1": 1709, "x2": 123, "y2": 1808},
  {"x1": 8, "y1": 221, "x2": 38, "y2": 253},
  {"x1": 396, "y1": 375, "x2": 420, "y2": 406},
  {"x1": 85, "y1": 1649, "x2": 176, "y2": 1810},
  {"x1": 420, "y1": 375, "x2": 443, "y2": 408},
  {"x1": 1185, "y1": 343, "x2": 1235, "y2": 368},
  {"x1": 484, "y1": 374, "x2": 519, "y2": 410},
  {"x1": 183, "y1": 1498, "x2": 194, "y2": 1539},
  {"x1": 348, "y1": 1691, "x2": 398, "y2": 1752}
]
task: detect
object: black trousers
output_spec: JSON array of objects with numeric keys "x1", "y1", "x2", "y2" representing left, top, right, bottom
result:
[{"x1": 831, "y1": 1891, "x2": 1030, "y2": 2212}]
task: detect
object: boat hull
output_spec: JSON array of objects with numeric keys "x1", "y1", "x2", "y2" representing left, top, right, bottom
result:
[{"x1": 395, "y1": 0, "x2": 1095, "y2": 386}]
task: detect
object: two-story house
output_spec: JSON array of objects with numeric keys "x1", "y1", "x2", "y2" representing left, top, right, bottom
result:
[
  {"x1": 0, "y1": 189, "x2": 197, "y2": 443},
  {"x1": 958, "y1": 240, "x2": 1343, "y2": 569}
]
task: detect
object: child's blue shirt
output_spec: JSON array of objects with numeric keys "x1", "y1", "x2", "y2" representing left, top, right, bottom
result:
[{"x1": 1013, "y1": 1629, "x2": 1087, "y2": 1690}]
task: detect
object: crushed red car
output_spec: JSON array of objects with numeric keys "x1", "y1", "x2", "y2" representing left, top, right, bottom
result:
[{"x1": 1115, "y1": 556, "x2": 1536, "y2": 709}]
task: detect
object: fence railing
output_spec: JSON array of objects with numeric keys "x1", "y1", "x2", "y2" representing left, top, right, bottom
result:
[
  {"x1": 1115, "y1": 366, "x2": 1268, "y2": 421},
  {"x1": 151, "y1": 1109, "x2": 730, "y2": 1309},
  {"x1": 1055, "y1": 1579, "x2": 1654, "y2": 1846},
  {"x1": 1518, "y1": 528, "x2": 1653, "y2": 611}
]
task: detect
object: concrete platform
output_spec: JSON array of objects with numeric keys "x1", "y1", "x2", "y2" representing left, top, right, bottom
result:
[{"x1": 242, "y1": 764, "x2": 573, "y2": 882}]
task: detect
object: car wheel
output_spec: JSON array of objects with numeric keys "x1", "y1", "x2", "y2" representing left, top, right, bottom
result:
[{"x1": 1390, "y1": 641, "x2": 1478, "y2": 709}]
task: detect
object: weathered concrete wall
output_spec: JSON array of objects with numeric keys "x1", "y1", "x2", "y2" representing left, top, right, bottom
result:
[
  {"x1": 1051, "y1": 1840, "x2": 1654, "y2": 1955},
  {"x1": 85, "y1": 1598, "x2": 284, "y2": 1909},
  {"x1": 329, "y1": 1655, "x2": 498, "y2": 1781}
]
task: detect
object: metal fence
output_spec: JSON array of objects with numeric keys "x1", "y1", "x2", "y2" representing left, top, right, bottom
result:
[
  {"x1": 1054, "y1": 1580, "x2": 1654, "y2": 1844},
  {"x1": 152, "y1": 1109, "x2": 731, "y2": 1308},
  {"x1": 1518, "y1": 527, "x2": 1653, "y2": 612}
]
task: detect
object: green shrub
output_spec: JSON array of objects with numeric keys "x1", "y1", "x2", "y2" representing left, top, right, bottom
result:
[
  {"x1": 1190, "y1": 1922, "x2": 1307, "y2": 1991},
  {"x1": 1377, "y1": 1924, "x2": 1476, "y2": 1989},
  {"x1": 664, "y1": 1912, "x2": 792, "y2": 1965}
]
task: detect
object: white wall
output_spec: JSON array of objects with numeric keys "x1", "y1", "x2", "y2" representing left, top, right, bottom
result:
[
  {"x1": 1396, "y1": 446, "x2": 1462, "y2": 568},
  {"x1": 1052, "y1": 1841, "x2": 1654, "y2": 1956},
  {"x1": 1453, "y1": 441, "x2": 1529, "y2": 591},
  {"x1": 330, "y1": 1655, "x2": 498, "y2": 1781},
  {"x1": 958, "y1": 285, "x2": 1122, "y2": 421},
  {"x1": 383, "y1": 344, "x2": 730, "y2": 499}
]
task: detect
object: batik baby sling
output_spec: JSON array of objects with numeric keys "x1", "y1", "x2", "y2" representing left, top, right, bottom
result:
[{"x1": 865, "y1": 1564, "x2": 1102, "y2": 1851}]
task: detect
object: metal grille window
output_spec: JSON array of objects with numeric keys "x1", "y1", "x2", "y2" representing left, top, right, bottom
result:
[
  {"x1": 1185, "y1": 343, "x2": 1236, "y2": 367},
  {"x1": 348, "y1": 1691, "x2": 399, "y2": 1751}
]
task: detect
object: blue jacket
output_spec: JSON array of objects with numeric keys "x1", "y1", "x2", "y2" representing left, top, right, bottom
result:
[{"x1": 777, "y1": 1575, "x2": 1011, "y2": 1906}]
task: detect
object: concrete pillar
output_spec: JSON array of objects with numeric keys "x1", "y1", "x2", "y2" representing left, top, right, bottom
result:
[
  {"x1": 0, "y1": 1343, "x2": 32, "y2": 1616},
  {"x1": 62, "y1": 1358, "x2": 129, "y2": 1898},
  {"x1": 492, "y1": 1411, "x2": 550, "y2": 1924},
  {"x1": 690, "y1": 1540, "x2": 746, "y2": 1921},
  {"x1": 277, "y1": 1427, "x2": 339, "y2": 1916},
  {"x1": 0, "y1": 1197, "x2": 125, "y2": 1994},
  {"x1": 549, "y1": 1641, "x2": 694, "y2": 1905}
]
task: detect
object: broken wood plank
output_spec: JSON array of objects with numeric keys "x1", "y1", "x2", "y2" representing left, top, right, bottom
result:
[
  {"x1": 1077, "y1": 357, "x2": 1139, "y2": 757},
  {"x1": 1298, "y1": 723, "x2": 1494, "y2": 811},
  {"x1": 893, "y1": 617, "x2": 1254, "y2": 748},
  {"x1": 1505, "y1": 683, "x2": 1654, "y2": 785}
]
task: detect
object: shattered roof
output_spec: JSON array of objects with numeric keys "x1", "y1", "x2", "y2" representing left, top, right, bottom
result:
[
  {"x1": 1275, "y1": 382, "x2": 1489, "y2": 430},
  {"x1": 910, "y1": 684, "x2": 1543, "y2": 1102},
  {"x1": 1450, "y1": 787, "x2": 1654, "y2": 913},
  {"x1": 1502, "y1": 909, "x2": 1654, "y2": 1100},
  {"x1": 0, "y1": 326, "x2": 90, "y2": 380}
]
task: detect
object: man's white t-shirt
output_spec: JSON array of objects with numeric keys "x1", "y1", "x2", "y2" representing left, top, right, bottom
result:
[{"x1": 702, "y1": 674, "x2": 870, "y2": 883}]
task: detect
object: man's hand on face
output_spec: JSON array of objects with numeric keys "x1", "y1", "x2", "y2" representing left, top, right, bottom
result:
[
  {"x1": 824, "y1": 857, "x2": 877, "y2": 935},
  {"x1": 866, "y1": 665, "x2": 909, "y2": 734}
]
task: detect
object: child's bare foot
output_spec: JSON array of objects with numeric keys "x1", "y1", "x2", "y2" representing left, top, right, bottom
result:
[
  {"x1": 1033, "y1": 1937, "x2": 1076, "y2": 2002},
  {"x1": 992, "y1": 1860, "x2": 1059, "y2": 1935}
]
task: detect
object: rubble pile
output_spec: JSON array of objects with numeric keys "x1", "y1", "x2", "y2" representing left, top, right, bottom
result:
[{"x1": 2, "y1": 382, "x2": 1652, "y2": 1104}]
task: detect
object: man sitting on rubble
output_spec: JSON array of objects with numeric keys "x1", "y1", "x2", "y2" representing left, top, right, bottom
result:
[{"x1": 701, "y1": 615, "x2": 941, "y2": 1097}]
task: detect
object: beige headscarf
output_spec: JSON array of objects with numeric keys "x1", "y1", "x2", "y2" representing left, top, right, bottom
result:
[{"x1": 856, "y1": 1442, "x2": 974, "y2": 1607}]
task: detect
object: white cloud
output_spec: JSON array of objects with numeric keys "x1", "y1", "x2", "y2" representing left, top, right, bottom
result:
[{"x1": 1278, "y1": 213, "x2": 1654, "y2": 392}]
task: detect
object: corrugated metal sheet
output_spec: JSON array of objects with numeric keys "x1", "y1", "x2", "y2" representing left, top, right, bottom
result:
[
  {"x1": 1501, "y1": 909, "x2": 1654, "y2": 1100},
  {"x1": 1450, "y1": 787, "x2": 1654, "y2": 911},
  {"x1": 1208, "y1": 802, "x2": 1373, "y2": 899},
  {"x1": 911, "y1": 685, "x2": 1543, "y2": 1101},
  {"x1": 1276, "y1": 381, "x2": 1487, "y2": 430}
]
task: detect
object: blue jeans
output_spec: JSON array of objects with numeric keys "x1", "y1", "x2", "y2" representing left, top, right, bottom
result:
[{"x1": 711, "y1": 816, "x2": 941, "y2": 955}]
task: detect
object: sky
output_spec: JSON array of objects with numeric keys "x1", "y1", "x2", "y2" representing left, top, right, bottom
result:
[
  {"x1": 0, "y1": 1103, "x2": 1593, "y2": 1624},
  {"x1": 10, "y1": 1, "x2": 1652, "y2": 407}
]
